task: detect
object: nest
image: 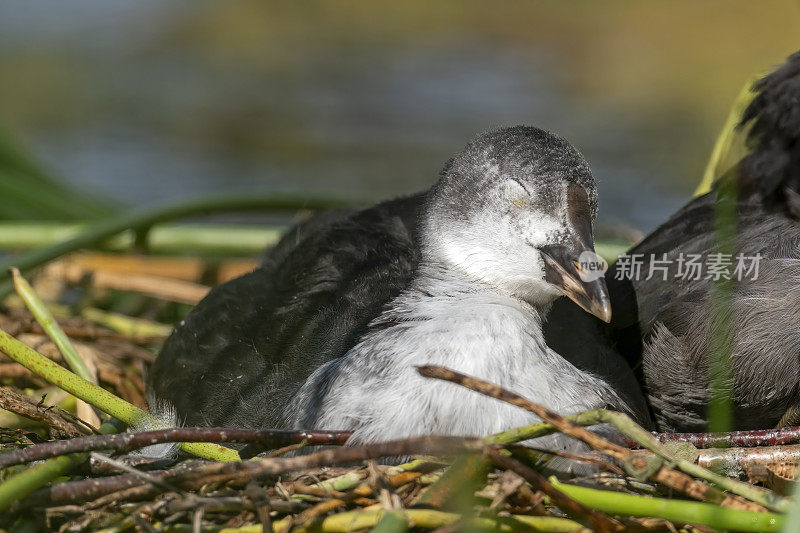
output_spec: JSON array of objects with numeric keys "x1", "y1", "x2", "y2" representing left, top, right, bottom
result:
[{"x1": 0, "y1": 251, "x2": 797, "y2": 533}]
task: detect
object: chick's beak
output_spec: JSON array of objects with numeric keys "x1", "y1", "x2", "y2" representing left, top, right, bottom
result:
[{"x1": 539, "y1": 244, "x2": 612, "y2": 323}]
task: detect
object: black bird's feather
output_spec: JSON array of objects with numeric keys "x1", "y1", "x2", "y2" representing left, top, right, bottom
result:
[
  {"x1": 599, "y1": 51, "x2": 800, "y2": 431},
  {"x1": 148, "y1": 195, "x2": 423, "y2": 429}
]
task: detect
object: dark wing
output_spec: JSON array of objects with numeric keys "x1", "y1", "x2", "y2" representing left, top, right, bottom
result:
[
  {"x1": 147, "y1": 193, "x2": 424, "y2": 428},
  {"x1": 611, "y1": 50, "x2": 800, "y2": 334},
  {"x1": 602, "y1": 50, "x2": 800, "y2": 431},
  {"x1": 615, "y1": 199, "x2": 800, "y2": 431},
  {"x1": 543, "y1": 298, "x2": 653, "y2": 427},
  {"x1": 738, "y1": 49, "x2": 800, "y2": 212}
]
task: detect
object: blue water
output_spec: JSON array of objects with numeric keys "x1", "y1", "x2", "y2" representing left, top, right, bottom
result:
[{"x1": 0, "y1": 0, "x2": 688, "y2": 234}]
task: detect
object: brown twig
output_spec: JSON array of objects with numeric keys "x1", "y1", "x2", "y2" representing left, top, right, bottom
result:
[
  {"x1": 84, "y1": 483, "x2": 175, "y2": 511},
  {"x1": 293, "y1": 498, "x2": 347, "y2": 529},
  {"x1": 0, "y1": 386, "x2": 88, "y2": 438},
  {"x1": 650, "y1": 426, "x2": 800, "y2": 449},
  {"x1": 244, "y1": 482, "x2": 273, "y2": 533},
  {"x1": 0, "y1": 427, "x2": 353, "y2": 469},
  {"x1": 416, "y1": 365, "x2": 768, "y2": 512},
  {"x1": 416, "y1": 365, "x2": 629, "y2": 458},
  {"x1": 697, "y1": 444, "x2": 800, "y2": 482},
  {"x1": 522, "y1": 446, "x2": 625, "y2": 475},
  {"x1": 10, "y1": 467, "x2": 182, "y2": 511},
  {"x1": 164, "y1": 495, "x2": 303, "y2": 516},
  {"x1": 9, "y1": 436, "x2": 480, "y2": 513},
  {"x1": 171, "y1": 436, "x2": 483, "y2": 488},
  {"x1": 485, "y1": 448, "x2": 621, "y2": 533},
  {"x1": 89, "y1": 452, "x2": 182, "y2": 493},
  {"x1": 87, "y1": 455, "x2": 173, "y2": 475}
]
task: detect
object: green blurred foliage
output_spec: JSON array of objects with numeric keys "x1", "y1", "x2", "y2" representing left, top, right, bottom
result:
[
  {"x1": 0, "y1": 126, "x2": 115, "y2": 220},
  {"x1": 0, "y1": 0, "x2": 797, "y2": 219}
]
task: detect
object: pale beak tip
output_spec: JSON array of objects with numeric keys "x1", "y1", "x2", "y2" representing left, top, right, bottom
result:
[{"x1": 592, "y1": 299, "x2": 612, "y2": 323}]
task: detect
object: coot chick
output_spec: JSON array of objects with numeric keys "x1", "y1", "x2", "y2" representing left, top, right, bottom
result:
[
  {"x1": 602, "y1": 51, "x2": 800, "y2": 431},
  {"x1": 148, "y1": 126, "x2": 651, "y2": 453}
]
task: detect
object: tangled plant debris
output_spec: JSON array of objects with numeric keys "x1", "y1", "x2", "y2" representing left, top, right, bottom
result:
[{"x1": 0, "y1": 259, "x2": 796, "y2": 532}]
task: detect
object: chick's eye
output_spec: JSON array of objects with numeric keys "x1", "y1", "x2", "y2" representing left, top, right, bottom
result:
[{"x1": 507, "y1": 180, "x2": 531, "y2": 209}]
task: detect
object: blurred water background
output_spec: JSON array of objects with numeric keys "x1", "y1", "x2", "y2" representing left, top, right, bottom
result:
[{"x1": 0, "y1": 0, "x2": 798, "y2": 233}]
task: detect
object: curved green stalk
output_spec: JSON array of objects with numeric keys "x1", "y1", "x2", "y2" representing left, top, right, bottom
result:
[
  {"x1": 0, "y1": 328, "x2": 240, "y2": 462},
  {"x1": 5, "y1": 296, "x2": 173, "y2": 338},
  {"x1": 485, "y1": 409, "x2": 605, "y2": 445},
  {"x1": 0, "y1": 221, "x2": 630, "y2": 265},
  {"x1": 296, "y1": 458, "x2": 445, "y2": 501},
  {"x1": 78, "y1": 307, "x2": 172, "y2": 338},
  {"x1": 417, "y1": 411, "x2": 606, "y2": 507},
  {"x1": 11, "y1": 268, "x2": 95, "y2": 383},
  {"x1": 551, "y1": 478, "x2": 784, "y2": 533},
  {"x1": 372, "y1": 511, "x2": 408, "y2": 533},
  {"x1": 0, "y1": 222, "x2": 284, "y2": 256},
  {"x1": 782, "y1": 487, "x2": 800, "y2": 533},
  {"x1": 695, "y1": 75, "x2": 758, "y2": 197},
  {"x1": 598, "y1": 409, "x2": 790, "y2": 513},
  {"x1": 0, "y1": 191, "x2": 370, "y2": 299}
]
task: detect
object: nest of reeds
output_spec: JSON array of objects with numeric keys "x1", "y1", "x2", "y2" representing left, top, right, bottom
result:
[{"x1": 0, "y1": 211, "x2": 797, "y2": 533}]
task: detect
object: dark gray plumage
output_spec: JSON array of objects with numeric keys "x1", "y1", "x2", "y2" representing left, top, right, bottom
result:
[
  {"x1": 602, "y1": 51, "x2": 800, "y2": 431},
  {"x1": 148, "y1": 195, "x2": 421, "y2": 429}
]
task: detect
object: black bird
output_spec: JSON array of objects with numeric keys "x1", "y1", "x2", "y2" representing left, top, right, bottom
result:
[
  {"x1": 600, "y1": 51, "x2": 800, "y2": 432},
  {"x1": 147, "y1": 126, "x2": 650, "y2": 454}
]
